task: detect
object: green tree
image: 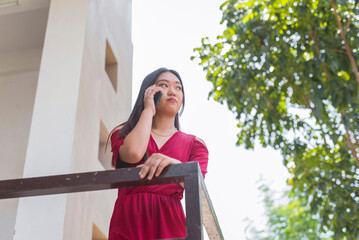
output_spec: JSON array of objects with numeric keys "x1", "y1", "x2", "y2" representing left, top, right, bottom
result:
[
  {"x1": 192, "y1": 0, "x2": 359, "y2": 238},
  {"x1": 258, "y1": 184, "x2": 332, "y2": 239}
]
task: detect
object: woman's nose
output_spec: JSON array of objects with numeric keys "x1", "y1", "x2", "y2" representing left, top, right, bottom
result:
[{"x1": 167, "y1": 87, "x2": 176, "y2": 96}]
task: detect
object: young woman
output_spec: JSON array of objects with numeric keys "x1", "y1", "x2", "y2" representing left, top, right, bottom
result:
[{"x1": 108, "y1": 67, "x2": 208, "y2": 240}]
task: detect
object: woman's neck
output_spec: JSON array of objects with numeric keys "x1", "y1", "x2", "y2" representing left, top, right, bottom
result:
[{"x1": 152, "y1": 114, "x2": 176, "y2": 132}]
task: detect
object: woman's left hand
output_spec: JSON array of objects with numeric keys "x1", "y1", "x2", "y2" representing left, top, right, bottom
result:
[{"x1": 138, "y1": 153, "x2": 181, "y2": 180}]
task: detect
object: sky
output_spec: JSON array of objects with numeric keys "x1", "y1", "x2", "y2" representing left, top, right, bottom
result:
[{"x1": 131, "y1": 0, "x2": 290, "y2": 239}]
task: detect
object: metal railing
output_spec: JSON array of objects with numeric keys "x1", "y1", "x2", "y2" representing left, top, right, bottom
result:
[{"x1": 0, "y1": 162, "x2": 224, "y2": 240}]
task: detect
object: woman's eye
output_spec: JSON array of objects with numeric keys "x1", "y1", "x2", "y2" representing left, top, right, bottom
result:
[
  {"x1": 176, "y1": 86, "x2": 182, "y2": 90},
  {"x1": 159, "y1": 83, "x2": 168, "y2": 88}
]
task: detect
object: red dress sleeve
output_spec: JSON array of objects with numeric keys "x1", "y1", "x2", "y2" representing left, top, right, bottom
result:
[
  {"x1": 111, "y1": 129, "x2": 144, "y2": 169},
  {"x1": 189, "y1": 138, "x2": 209, "y2": 179},
  {"x1": 110, "y1": 129, "x2": 124, "y2": 169}
]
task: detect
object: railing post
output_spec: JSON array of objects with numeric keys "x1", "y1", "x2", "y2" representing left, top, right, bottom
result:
[{"x1": 184, "y1": 164, "x2": 203, "y2": 240}]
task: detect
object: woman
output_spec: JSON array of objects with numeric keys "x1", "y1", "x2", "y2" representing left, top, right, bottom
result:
[{"x1": 108, "y1": 67, "x2": 208, "y2": 240}]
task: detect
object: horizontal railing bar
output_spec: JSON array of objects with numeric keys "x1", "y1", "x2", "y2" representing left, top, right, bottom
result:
[
  {"x1": 0, "y1": 162, "x2": 223, "y2": 240},
  {"x1": 0, "y1": 162, "x2": 198, "y2": 199}
]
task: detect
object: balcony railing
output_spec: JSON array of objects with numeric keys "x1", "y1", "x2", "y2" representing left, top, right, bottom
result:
[{"x1": 0, "y1": 162, "x2": 224, "y2": 240}]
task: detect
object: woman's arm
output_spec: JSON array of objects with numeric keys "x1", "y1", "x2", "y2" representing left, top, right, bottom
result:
[
  {"x1": 119, "y1": 108, "x2": 153, "y2": 163},
  {"x1": 119, "y1": 85, "x2": 162, "y2": 164}
]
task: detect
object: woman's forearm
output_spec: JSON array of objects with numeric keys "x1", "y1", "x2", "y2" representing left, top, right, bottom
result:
[{"x1": 119, "y1": 108, "x2": 153, "y2": 163}]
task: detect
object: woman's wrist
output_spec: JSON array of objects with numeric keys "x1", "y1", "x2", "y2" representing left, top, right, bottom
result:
[{"x1": 143, "y1": 106, "x2": 155, "y2": 117}]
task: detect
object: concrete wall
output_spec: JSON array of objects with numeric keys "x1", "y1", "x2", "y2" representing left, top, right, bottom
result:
[
  {"x1": 0, "y1": 70, "x2": 39, "y2": 240},
  {"x1": 0, "y1": 2, "x2": 49, "y2": 239},
  {"x1": 13, "y1": 0, "x2": 89, "y2": 238},
  {"x1": 0, "y1": 0, "x2": 132, "y2": 239},
  {"x1": 63, "y1": 0, "x2": 132, "y2": 239}
]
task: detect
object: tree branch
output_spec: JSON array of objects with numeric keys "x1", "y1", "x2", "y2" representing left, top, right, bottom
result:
[
  {"x1": 341, "y1": 112, "x2": 359, "y2": 167},
  {"x1": 354, "y1": 132, "x2": 359, "y2": 150},
  {"x1": 345, "y1": 131, "x2": 359, "y2": 167},
  {"x1": 330, "y1": 48, "x2": 347, "y2": 54},
  {"x1": 303, "y1": 94, "x2": 314, "y2": 112},
  {"x1": 309, "y1": 29, "x2": 331, "y2": 80},
  {"x1": 331, "y1": 0, "x2": 359, "y2": 85},
  {"x1": 302, "y1": 95, "x2": 329, "y2": 147},
  {"x1": 344, "y1": 17, "x2": 351, "y2": 35}
]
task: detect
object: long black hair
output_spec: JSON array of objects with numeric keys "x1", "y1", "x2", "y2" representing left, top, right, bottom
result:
[{"x1": 107, "y1": 67, "x2": 185, "y2": 166}]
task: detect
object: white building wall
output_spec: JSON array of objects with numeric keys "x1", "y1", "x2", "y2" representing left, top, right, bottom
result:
[
  {"x1": 0, "y1": 2, "x2": 49, "y2": 238},
  {"x1": 13, "y1": 0, "x2": 90, "y2": 238},
  {"x1": 0, "y1": 70, "x2": 39, "y2": 240},
  {"x1": 63, "y1": 0, "x2": 132, "y2": 239},
  {"x1": 0, "y1": 0, "x2": 133, "y2": 239}
]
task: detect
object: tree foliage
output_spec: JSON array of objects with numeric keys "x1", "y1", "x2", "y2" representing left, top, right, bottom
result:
[
  {"x1": 258, "y1": 184, "x2": 332, "y2": 239},
  {"x1": 192, "y1": 0, "x2": 359, "y2": 238}
]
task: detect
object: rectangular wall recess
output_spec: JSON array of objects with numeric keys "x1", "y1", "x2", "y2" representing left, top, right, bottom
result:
[
  {"x1": 92, "y1": 223, "x2": 107, "y2": 240},
  {"x1": 98, "y1": 120, "x2": 112, "y2": 170},
  {"x1": 105, "y1": 40, "x2": 118, "y2": 92}
]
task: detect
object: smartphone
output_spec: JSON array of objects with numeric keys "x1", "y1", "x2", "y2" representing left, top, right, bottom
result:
[{"x1": 154, "y1": 91, "x2": 163, "y2": 108}]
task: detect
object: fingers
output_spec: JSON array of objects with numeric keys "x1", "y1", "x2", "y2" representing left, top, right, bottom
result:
[
  {"x1": 143, "y1": 85, "x2": 163, "y2": 115},
  {"x1": 144, "y1": 85, "x2": 162, "y2": 98},
  {"x1": 155, "y1": 160, "x2": 168, "y2": 177},
  {"x1": 139, "y1": 154, "x2": 164, "y2": 180},
  {"x1": 139, "y1": 164, "x2": 150, "y2": 179},
  {"x1": 139, "y1": 154, "x2": 179, "y2": 180},
  {"x1": 147, "y1": 160, "x2": 161, "y2": 180}
]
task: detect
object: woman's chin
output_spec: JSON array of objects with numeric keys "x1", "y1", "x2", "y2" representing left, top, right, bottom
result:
[{"x1": 156, "y1": 107, "x2": 180, "y2": 116}]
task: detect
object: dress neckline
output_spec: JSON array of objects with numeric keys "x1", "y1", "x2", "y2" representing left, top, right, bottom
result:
[{"x1": 150, "y1": 130, "x2": 180, "y2": 151}]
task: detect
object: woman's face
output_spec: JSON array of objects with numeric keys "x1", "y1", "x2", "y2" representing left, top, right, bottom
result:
[{"x1": 154, "y1": 72, "x2": 183, "y2": 115}]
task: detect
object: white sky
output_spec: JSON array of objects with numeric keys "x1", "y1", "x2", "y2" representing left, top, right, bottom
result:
[{"x1": 131, "y1": 0, "x2": 289, "y2": 239}]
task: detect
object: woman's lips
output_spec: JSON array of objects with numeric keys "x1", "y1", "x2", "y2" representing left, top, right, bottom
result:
[{"x1": 167, "y1": 98, "x2": 177, "y2": 103}]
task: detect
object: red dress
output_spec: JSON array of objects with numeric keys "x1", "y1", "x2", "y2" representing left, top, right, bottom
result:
[{"x1": 108, "y1": 130, "x2": 209, "y2": 240}]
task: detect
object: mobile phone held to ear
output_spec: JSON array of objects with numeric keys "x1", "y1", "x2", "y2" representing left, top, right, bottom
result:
[{"x1": 154, "y1": 91, "x2": 163, "y2": 108}]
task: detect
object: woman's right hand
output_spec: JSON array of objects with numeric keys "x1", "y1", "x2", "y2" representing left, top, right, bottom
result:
[
  {"x1": 143, "y1": 84, "x2": 162, "y2": 116},
  {"x1": 138, "y1": 153, "x2": 182, "y2": 180}
]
